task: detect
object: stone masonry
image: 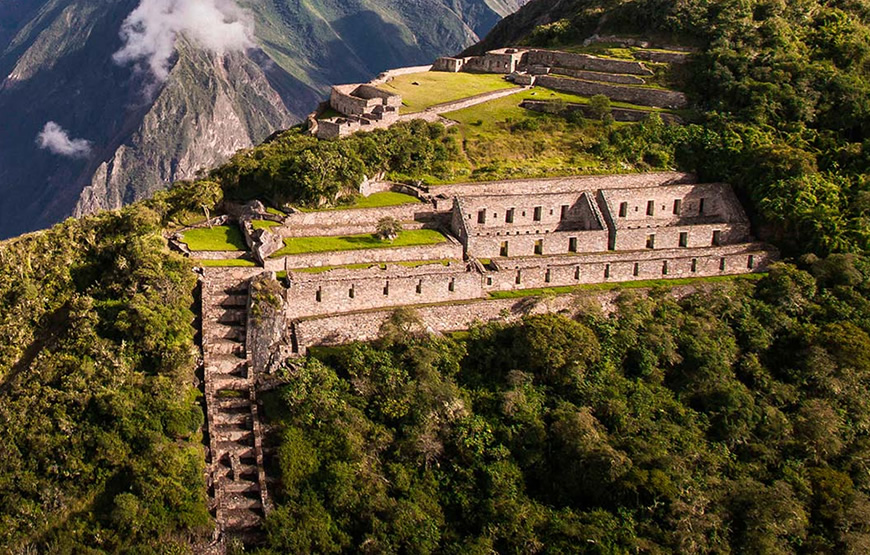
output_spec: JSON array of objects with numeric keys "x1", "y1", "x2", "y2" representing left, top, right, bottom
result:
[
  {"x1": 226, "y1": 173, "x2": 777, "y2": 358},
  {"x1": 195, "y1": 171, "x2": 777, "y2": 541}
]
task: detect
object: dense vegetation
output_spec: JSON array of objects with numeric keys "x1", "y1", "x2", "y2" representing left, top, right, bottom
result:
[
  {"x1": 261, "y1": 256, "x2": 870, "y2": 553},
  {"x1": 475, "y1": 0, "x2": 870, "y2": 256},
  {"x1": 0, "y1": 184, "x2": 221, "y2": 552}
]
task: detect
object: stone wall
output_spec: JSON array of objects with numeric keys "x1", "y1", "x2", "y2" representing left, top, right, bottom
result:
[
  {"x1": 293, "y1": 283, "x2": 717, "y2": 353},
  {"x1": 599, "y1": 183, "x2": 747, "y2": 226},
  {"x1": 520, "y1": 100, "x2": 683, "y2": 124},
  {"x1": 556, "y1": 69, "x2": 646, "y2": 84},
  {"x1": 525, "y1": 50, "x2": 653, "y2": 76},
  {"x1": 612, "y1": 223, "x2": 749, "y2": 251},
  {"x1": 535, "y1": 75, "x2": 687, "y2": 109},
  {"x1": 277, "y1": 203, "x2": 435, "y2": 237},
  {"x1": 263, "y1": 240, "x2": 464, "y2": 272},
  {"x1": 358, "y1": 179, "x2": 394, "y2": 197},
  {"x1": 432, "y1": 57, "x2": 464, "y2": 72},
  {"x1": 455, "y1": 191, "x2": 603, "y2": 232},
  {"x1": 284, "y1": 262, "x2": 481, "y2": 319},
  {"x1": 467, "y1": 229, "x2": 609, "y2": 258},
  {"x1": 370, "y1": 65, "x2": 432, "y2": 85},
  {"x1": 428, "y1": 172, "x2": 694, "y2": 198},
  {"x1": 484, "y1": 243, "x2": 773, "y2": 291}
]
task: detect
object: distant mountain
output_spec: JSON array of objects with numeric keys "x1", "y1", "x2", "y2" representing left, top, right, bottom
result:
[{"x1": 0, "y1": 0, "x2": 524, "y2": 239}]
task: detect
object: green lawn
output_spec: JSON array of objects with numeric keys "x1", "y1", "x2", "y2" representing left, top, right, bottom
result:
[
  {"x1": 332, "y1": 191, "x2": 421, "y2": 211},
  {"x1": 379, "y1": 72, "x2": 517, "y2": 112},
  {"x1": 271, "y1": 229, "x2": 447, "y2": 257},
  {"x1": 182, "y1": 225, "x2": 247, "y2": 251},
  {"x1": 194, "y1": 258, "x2": 258, "y2": 267},
  {"x1": 488, "y1": 273, "x2": 765, "y2": 299},
  {"x1": 252, "y1": 220, "x2": 281, "y2": 230},
  {"x1": 265, "y1": 206, "x2": 287, "y2": 217}
]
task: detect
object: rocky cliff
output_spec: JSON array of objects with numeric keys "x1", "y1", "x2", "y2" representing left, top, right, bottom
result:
[{"x1": 0, "y1": 0, "x2": 526, "y2": 239}]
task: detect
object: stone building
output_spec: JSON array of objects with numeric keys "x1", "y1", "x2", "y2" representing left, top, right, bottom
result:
[
  {"x1": 315, "y1": 83, "x2": 402, "y2": 139},
  {"x1": 252, "y1": 175, "x2": 775, "y2": 339}
]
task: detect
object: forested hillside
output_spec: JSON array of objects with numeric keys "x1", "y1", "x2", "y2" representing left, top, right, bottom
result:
[
  {"x1": 0, "y1": 184, "x2": 220, "y2": 551},
  {"x1": 2, "y1": 0, "x2": 870, "y2": 551},
  {"x1": 261, "y1": 258, "x2": 870, "y2": 553}
]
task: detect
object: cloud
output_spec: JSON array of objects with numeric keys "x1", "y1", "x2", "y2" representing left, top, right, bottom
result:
[
  {"x1": 113, "y1": 0, "x2": 254, "y2": 81},
  {"x1": 36, "y1": 122, "x2": 92, "y2": 158}
]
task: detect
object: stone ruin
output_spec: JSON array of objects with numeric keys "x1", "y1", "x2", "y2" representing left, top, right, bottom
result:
[
  {"x1": 310, "y1": 43, "x2": 692, "y2": 139},
  {"x1": 314, "y1": 83, "x2": 402, "y2": 139},
  {"x1": 224, "y1": 172, "x2": 777, "y2": 357},
  {"x1": 192, "y1": 171, "x2": 777, "y2": 542}
]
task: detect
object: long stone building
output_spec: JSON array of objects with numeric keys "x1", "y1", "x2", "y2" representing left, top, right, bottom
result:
[{"x1": 200, "y1": 172, "x2": 777, "y2": 355}]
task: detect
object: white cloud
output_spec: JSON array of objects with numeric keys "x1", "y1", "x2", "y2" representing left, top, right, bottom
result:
[
  {"x1": 113, "y1": 0, "x2": 254, "y2": 81},
  {"x1": 36, "y1": 122, "x2": 92, "y2": 158}
]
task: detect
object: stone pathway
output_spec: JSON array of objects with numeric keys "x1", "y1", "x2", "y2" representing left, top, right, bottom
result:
[{"x1": 201, "y1": 269, "x2": 271, "y2": 540}]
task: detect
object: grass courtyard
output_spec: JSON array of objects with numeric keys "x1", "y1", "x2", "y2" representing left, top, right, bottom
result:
[
  {"x1": 379, "y1": 72, "x2": 517, "y2": 112},
  {"x1": 271, "y1": 229, "x2": 447, "y2": 257},
  {"x1": 181, "y1": 225, "x2": 247, "y2": 251}
]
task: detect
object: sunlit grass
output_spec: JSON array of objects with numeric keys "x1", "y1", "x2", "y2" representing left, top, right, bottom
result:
[
  {"x1": 182, "y1": 225, "x2": 247, "y2": 251},
  {"x1": 379, "y1": 72, "x2": 518, "y2": 112},
  {"x1": 271, "y1": 229, "x2": 447, "y2": 257}
]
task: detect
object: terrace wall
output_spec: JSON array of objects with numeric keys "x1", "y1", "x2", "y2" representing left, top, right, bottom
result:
[
  {"x1": 484, "y1": 243, "x2": 774, "y2": 291},
  {"x1": 285, "y1": 263, "x2": 482, "y2": 319},
  {"x1": 427, "y1": 172, "x2": 694, "y2": 198},
  {"x1": 466, "y1": 229, "x2": 609, "y2": 258},
  {"x1": 263, "y1": 240, "x2": 464, "y2": 272},
  {"x1": 292, "y1": 283, "x2": 715, "y2": 353},
  {"x1": 535, "y1": 75, "x2": 687, "y2": 109},
  {"x1": 612, "y1": 223, "x2": 750, "y2": 251},
  {"x1": 277, "y1": 204, "x2": 435, "y2": 237},
  {"x1": 525, "y1": 50, "x2": 654, "y2": 76}
]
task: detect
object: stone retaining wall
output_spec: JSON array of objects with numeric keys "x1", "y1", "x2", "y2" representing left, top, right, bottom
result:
[
  {"x1": 428, "y1": 172, "x2": 694, "y2": 198},
  {"x1": 520, "y1": 100, "x2": 683, "y2": 124},
  {"x1": 277, "y1": 204, "x2": 434, "y2": 236},
  {"x1": 292, "y1": 283, "x2": 709, "y2": 353},
  {"x1": 263, "y1": 240, "x2": 464, "y2": 272},
  {"x1": 526, "y1": 50, "x2": 653, "y2": 76},
  {"x1": 535, "y1": 75, "x2": 687, "y2": 109},
  {"x1": 285, "y1": 262, "x2": 482, "y2": 319},
  {"x1": 556, "y1": 69, "x2": 646, "y2": 84},
  {"x1": 485, "y1": 244, "x2": 774, "y2": 291}
]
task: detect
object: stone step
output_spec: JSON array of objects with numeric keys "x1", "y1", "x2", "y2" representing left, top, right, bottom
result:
[
  {"x1": 207, "y1": 354, "x2": 247, "y2": 375},
  {"x1": 211, "y1": 374, "x2": 250, "y2": 391},
  {"x1": 218, "y1": 309, "x2": 247, "y2": 324},
  {"x1": 214, "y1": 397, "x2": 253, "y2": 412},
  {"x1": 223, "y1": 480, "x2": 261, "y2": 495},
  {"x1": 213, "y1": 411, "x2": 251, "y2": 427},
  {"x1": 223, "y1": 508, "x2": 263, "y2": 531},
  {"x1": 223, "y1": 285, "x2": 248, "y2": 295},
  {"x1": 213, "y1": 437, "x2": 255, "y2": 456},
  {"x1": 224, "y1": 493, "x2": 263, "y2": 511},
  {"x1": 218, "y1": 295, "x2": 248, "y2": 308},
  {"x1": 207, "y1": 341, "x2": 245, "y2": 356},
  {"x1": 215, "y1": 325, "x2": 246, "y2": 342},
  {"x1": 216, "y1": 462, "x2": 260, "y2": 481},
  {"x1": 212, "y1": 427, "x2": 255, "y2": 443}
]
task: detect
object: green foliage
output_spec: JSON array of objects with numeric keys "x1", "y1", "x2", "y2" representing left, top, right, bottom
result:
[
  {"x1": 0, "y1": 204, "x2": 208, "y2": 550},
  {"x1": 212, "y1": 121, "x2": 458, "y2": 207},
  {"x1": 262, "y1": 258, "x2": 870, "y2": 552}
]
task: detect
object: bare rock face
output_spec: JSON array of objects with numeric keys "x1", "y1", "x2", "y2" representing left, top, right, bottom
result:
[{"x1": 75, "y1": 44, "x2": 294, "y2": 217}]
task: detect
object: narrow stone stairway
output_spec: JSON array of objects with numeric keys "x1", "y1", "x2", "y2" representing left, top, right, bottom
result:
[{"x1": 201, "y1": 269, "x2": 271, "y2": 540}]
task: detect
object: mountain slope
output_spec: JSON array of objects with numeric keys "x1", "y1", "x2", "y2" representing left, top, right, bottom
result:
[{"x1": 0, "y1": 0, "x2": 524, "y2": 240}]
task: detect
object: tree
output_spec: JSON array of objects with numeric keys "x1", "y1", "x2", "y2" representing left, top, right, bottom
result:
[
  {"x1": 376, "y1": 216, "x2": 403, "y2": 242},
  {"x1": 588, "y1": 94, "x2": 612, "y2": 121}
]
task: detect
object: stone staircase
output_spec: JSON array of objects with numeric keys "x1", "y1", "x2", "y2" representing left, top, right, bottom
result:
[{"x1": 201, "y1": 270, "x2": 271, "y2": 540}]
